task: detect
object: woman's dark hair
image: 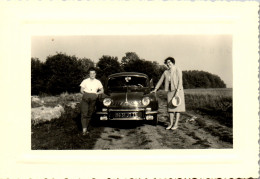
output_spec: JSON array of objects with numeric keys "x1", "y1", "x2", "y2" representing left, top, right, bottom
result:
[{"x1": 164, "y1": 57, "x2": 175, "y2": 65}]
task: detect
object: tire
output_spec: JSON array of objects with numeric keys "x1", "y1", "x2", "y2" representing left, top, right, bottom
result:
[
  {"x1": 152, "y1": 114, "x2": 158, "y2": 126},
  {"x1": 90, "y1": 115, "x2": 101, "y2": 127}
]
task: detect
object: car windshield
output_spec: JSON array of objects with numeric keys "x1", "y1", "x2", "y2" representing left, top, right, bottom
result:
[{"x1": 107, "y1": 76, "x2": 148, "y2": 92}]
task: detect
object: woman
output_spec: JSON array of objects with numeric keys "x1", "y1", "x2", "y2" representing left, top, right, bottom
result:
[{"x1": 152, "y1": 57, "x2": 186, "y2": 130}]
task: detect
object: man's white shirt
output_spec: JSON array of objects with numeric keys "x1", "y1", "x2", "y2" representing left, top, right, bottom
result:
[{"x1": 80, "y1": 78, "x2": 103, "y2": 94}]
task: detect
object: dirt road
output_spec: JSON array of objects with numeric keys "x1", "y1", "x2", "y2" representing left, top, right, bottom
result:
[
  {"x1": 92, "y1": 98, "x2": 232, "y2": 149},
  {"x1": 31, "y1": 94, "x2": 232, "y2": 149}
]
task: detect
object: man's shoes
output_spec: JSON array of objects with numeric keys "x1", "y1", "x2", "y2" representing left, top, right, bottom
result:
[
  {"x1": 82, "y1": 127, "x2": 89, "y2": 136},
  {"x1": 82, "y1": 131, "x2": 89, "y2": 136}
]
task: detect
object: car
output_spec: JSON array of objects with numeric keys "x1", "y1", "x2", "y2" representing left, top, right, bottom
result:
[{"x1": 95, "y1": 72, "x2": 159, "y2": 125}]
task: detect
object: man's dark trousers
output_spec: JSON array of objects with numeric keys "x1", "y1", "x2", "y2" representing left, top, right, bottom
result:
[{"x1": 81, "y1": 92, "x2": 98, "y2": 129}]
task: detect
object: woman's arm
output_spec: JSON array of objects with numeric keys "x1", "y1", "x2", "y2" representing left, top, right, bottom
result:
[{"x1": 153, "y1": 71, "x2": 165, "y2": 92}]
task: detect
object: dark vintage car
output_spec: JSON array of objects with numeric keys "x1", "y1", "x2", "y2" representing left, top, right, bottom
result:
[{"x1": 95, "y1": 72, "x2": 158, "y2": 125}]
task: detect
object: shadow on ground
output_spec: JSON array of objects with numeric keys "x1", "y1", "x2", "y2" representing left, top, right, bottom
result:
[
  {"x1": 31, "y1": 104, "x2": 104, "y2": 150},
  {"x1": 91, "y1": 119, "x2": 158, "y2": 129},
  {"x1": 31, "y1": 103, "x2": 157, "y2": 150}
]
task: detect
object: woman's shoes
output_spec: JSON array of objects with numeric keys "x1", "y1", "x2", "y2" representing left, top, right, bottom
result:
[
  {"x1": 171, "y1": 126, "x2": 178, "y2": 130},
  {"x1": 166, "y1": 125, "x2": 178, "y2": 130},
  {"x1": 166, "y1": 126, "x2": 173, "y2": 130}
]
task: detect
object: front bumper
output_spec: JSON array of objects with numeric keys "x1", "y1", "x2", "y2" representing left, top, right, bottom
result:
[{"x1": 96, "y1": 108, "x2": 158, "y2": 121}]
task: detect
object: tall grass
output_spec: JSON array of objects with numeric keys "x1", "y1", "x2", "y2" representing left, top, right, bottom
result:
[
  {"x1": 184, "y1": 88, "x2": 233, "y2": 127},
  {"x1": 157, "y1": 88, "x2": 233, "y2": 126},
  {"x1": 184, "y1": 88, "x2": 232, "y2": 97},
  {"x1": 185, "y1": 93, "x2": 232, "y2": 112},
  {"x1": 32, "y1": 92, "x2": 82, "y2": 108}
]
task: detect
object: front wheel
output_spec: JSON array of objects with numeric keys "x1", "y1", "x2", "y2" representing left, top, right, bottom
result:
[
  {"x1": 90, "y1": 115, "x2": 101, "y2": 127},
  {"x1": 151, "y1": 114, "x2": 158, "y2": 126}
]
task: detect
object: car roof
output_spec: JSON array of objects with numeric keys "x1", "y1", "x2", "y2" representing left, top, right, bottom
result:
[{"x1": 108, "y1": 72, "x2": 148, "y2": 79}]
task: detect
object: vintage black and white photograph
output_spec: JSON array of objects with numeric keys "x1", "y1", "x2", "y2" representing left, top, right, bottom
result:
[
  {"x1": 0, "y1": 1, "x2": 259, "y2": 178},
  {"x1": 31, "y1": 35, "x2": 233, "y2": 150}
]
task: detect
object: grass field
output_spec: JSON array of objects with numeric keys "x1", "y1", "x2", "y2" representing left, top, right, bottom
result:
[
  {"x1": 184, "y1": 88, "x2": 232, "y2": 110},
  {"x1": 184, "y1": 88, "x2": 233, "y2": 127},
  {"x1": 184, "y1": 88, "x2": 232, "y2": 97},
  {"x1": 32, "y1": 88, "x2": 233, "y2": 127},
  {"x1": 156, "y1": 88, "x2": 232, "y2": 127}
]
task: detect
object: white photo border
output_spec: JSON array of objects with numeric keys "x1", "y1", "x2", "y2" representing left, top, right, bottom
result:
[{"x1": 0, "y1": 1, "x2": 258, "y2": 178}]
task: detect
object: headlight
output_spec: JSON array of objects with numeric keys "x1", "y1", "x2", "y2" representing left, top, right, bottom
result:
[
  {"x1": 103, "y1": 98, "x2": 112, "y2": 106},
  {"x1": 142, "y1": 97, "x2": 150, "y2": 106}
]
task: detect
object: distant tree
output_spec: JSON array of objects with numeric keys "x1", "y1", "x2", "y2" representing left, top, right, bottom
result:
[
  {"x1": 142, "y1": 60, "x2": 161, "y2": 85},
  {"x1": 182, "y1": 70, "x2": 226, "y2": 89},
  {"x1": 97, "y1": 55, "x2": 122, "y2": 76},
  {"x1": 96, "y1": 55, "x2": 122, "y2": 86},
  {"x1": 121, "y1": 52, "x2": 140, "y2": 69},
  {"x1": 31, "y1": 51, "x2": 227, "y2": 96},
  {"x1": 123, "y1": 59, "x2": 143, "y2": 73},
  {"x1": 43, "y1": 53, "x2": 93, "y2": 95},
  {"x1": 121, "y1": 52, "x2": 163, "y2": 86},
  {"x1": 77, "y1": 57, "x2": 95, "y2": 80},
  {"x1": 31, "y1": 57, "x2": 45, "y2": 95}
]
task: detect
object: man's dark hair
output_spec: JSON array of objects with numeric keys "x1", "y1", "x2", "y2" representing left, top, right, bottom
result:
[
  {"x1": 164, "y1": 57, "x2": 175, "y2": 65},
  {"x1": 88, "y1": 67, "x2": 96, "y2": 73}
]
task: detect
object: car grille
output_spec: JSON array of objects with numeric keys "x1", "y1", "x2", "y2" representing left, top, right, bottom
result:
[{"x1": 112, "y1": 100, "x2": 142, "y2": 106}]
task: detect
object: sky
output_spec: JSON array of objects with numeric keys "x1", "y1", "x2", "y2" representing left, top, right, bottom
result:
[{"x1": 31, "y1": 35, "x2": 232, "y2": 88}]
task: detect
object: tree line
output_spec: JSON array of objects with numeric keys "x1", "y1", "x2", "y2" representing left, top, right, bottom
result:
[{"x1": 31, "y1": 52, "x2": 226, "y2": 95}]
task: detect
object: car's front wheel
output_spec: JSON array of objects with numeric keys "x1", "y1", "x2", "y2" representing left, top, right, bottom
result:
[
  {"x1": 151, "y1": 114, "x2": 158, "y2": 126},
  {"x1": 91, "y1": 115, "x2": 101, "y2": 127}
]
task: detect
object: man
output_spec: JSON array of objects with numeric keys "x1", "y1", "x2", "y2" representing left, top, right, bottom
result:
[{"x1": 80, "y1": 67, "x2": 103, "y2": 135}]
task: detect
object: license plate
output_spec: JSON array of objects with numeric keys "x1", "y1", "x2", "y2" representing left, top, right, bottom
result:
[{"x1": 114, "y1": 112, "x2": 138, "y2": 118}]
